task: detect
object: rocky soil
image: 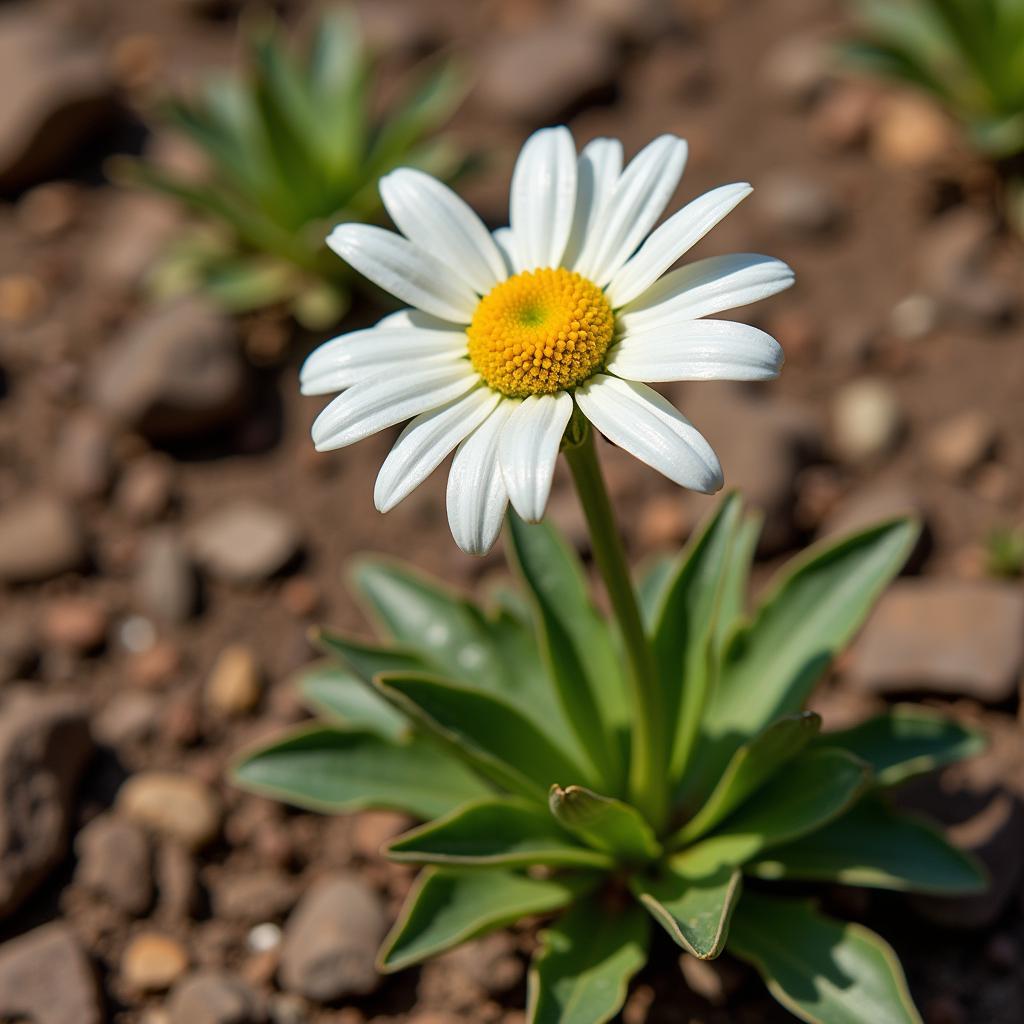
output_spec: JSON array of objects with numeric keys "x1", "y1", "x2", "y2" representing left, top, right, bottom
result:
[{"x1": 0, "y1": 0, "x2": 1022, "y2": 1022}]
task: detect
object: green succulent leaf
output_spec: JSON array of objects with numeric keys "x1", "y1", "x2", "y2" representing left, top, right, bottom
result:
[
  {"x1": 376, "y1": 673, "x2": 599, "y2": 801},
  {"x1": 698, "y1": 518, "x2": 918, "y2": 795},
  {"x1": 631, "y1": 862, "x2": 741, "y2": 960},
  {"x1": 379, "y1": 868, "x2": 596, "y2": 973},
  {"x1": 651, "y1": 493, "x2": 742, "y2": 782},
  {"x1": 636, "y1": 555, "x2": 676, "y2": 629},
  {"x1": 527, "y1": 899, "x2": 649, "y2": 1024},
  {"x1": 713, "y1": 510, "x2": 762, "y2": 657},
  {"x1": 816, "y1": 705, "x2": 985, "y2": 787},
  {"x1": 232, "y1": 725, "x2": 490, "y2": 819},
  {"x1": 315, "y1": 626, "x2": 432, "y2": 683},
  {"x1": 548, "y1": 786, "x2": 661, "y2": 862},
  {"x1": 671, "y1": 747, "x2": 870, "y2": 870},
  {"x1": 729, "y1": 892, "x2": 922, "y2": 1024},
  {"x1": 351, "y1": 558, "x2": 569, "y2": 745},
  {"x1": 671, "y1": 712, "x2": 822, "y2": 846},
  {"x1": 507, "y1": 514, "x2": 628, "y2": 794},
  {"x1": 387, "y1": 798, "x2": 613, "y2": 870},
  {"x1": 297, "y1": 660, "x2": 409, "y2": 741},
  {"x1": 747, "y1": 796, "x2": 987, "y2": 895}
]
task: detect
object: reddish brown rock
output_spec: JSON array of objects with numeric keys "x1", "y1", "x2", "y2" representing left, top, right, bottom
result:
[{"x1": 848, "y1": 580, "x2": 1024, "y2": 703}]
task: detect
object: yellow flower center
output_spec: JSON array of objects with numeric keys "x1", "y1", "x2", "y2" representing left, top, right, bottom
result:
[{"x1": 467, "y1": 268, "x2": 614, "y2": 398}]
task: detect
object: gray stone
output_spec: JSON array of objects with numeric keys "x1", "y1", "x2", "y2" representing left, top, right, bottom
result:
[
  {"x1": 0, "y1": 8, "x2": 115, "y2": 191},
  {"x1": 761, "y1": 33, "x2": 833, "y2": 106},
  {"x1": 54, "y1": 411, "x2": 115, "y2": 500},
  {"x1": 925, "y1": 410, "x2": 997, "y2": 479},
  {"x1": 0, "y1": 921, "x2": 102, "y2": 1024},
  {"x1": 848, "y1": 580, "x2": 1024, "y2": 702},
  {"x1": 166, "y1": 971, "x2": 266, "y2": 1024},
  {"x1": 478, "y1": 19, "x2": 615, "y2": 122},
  {"x1": 75, "y1": 813, "x2": 153, "y2": 916},
  {"x1": 212, "y1": 868, "x2": 296, "y2": 924},
  {"x1": 135, "y1": 529, "x2": 197, "y2": 623},
  {"x1": 279, "y1": 874, "x2": 386, "y2": 1001},
  {"x1": 0, "y1": 692, "x2": 93, "y2": 915},
  {"x1": 0, "y1": 493, "x2": 85, "y2": 583},
  {"x1": 757, "y1": 173, "x2": 842, "y2": 236},
  {"x1": 830, "y1": 378, "x2": 905, "y2": 466},
  {"x1": 117, "y1": 771, "x2": 222, "y2": 851},
  {"x1": 190, "y1": 501, "x2": 300, "y2": 583},
  {"x1": 89, "y1": 298, "x2": 245, "y2": 441},
  {"x1": 919, "y1": 208, "x2": 1017, "y2": 327}
]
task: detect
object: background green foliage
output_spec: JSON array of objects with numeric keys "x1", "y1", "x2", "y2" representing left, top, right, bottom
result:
[
  {"x1": 115, "y1": 9, "x2": 465, "y2": 328},
  {"x1": 845, "y1": 0, "x2": 1024, "y2": 159}
]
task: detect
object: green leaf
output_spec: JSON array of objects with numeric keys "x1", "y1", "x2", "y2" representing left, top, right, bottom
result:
[
  {"x1": 714, "y1": 510, "x2": 762, "y2": 657},
  {"x1": 368, "y1": 60, "x2": 465, "y2": 178},
  {"x1": 636, "y1": 554, "x2": 676, "y2": 629},
  {"x1": 379, "y1": 868, "x2": 594, "y2": 972},
  {"x1": 297, "y1": 660, "x2": 409, "y2": 741},
  {"x1": 387, "y1": 798, "x2": 613, "y2": 869},
  {"x1": 232, "y1": 725, "x2": 490, "y2": 819},
  {"x1": 671, "y1": 713, "x2": 822, "y2": 846},
  {"x1": 729, "y1": 892, "x2": 922, "y2": 1024},
  {"x1": 699, "y1": 519, "x2": 918, "y2": 793},
  {"x1": 377, "y1": 673, "x2": 599, "y2": 801},
  {"x1": 651, "y1": 494, "x2": 742, "y2": 782},
  {"x1": 747, "y1": 796, "x2": 987, "y2": 895},
  {"x1": 507, "y1": 514, "x2": 628, "y2": 794},
  {"x1": 672, "y1": 748, "x2": 870, "y2": 871},
  {"x1": 818, "y1": 705, "x2": 985, "y2": 787},
  {"x1": 548, "y1": 786, "x2": 661, "y2": 862},
  {"x1": 631, "y1": 862, "x2": 740, "y2": 959},
  {"x1": 350, "y1": 558, "x2": 569, "y2": 744},
  {"x1": 527, "y1": 900, "x2": 649, "y2": 1024},
  {"x1": 315, "y1": 626, "x2": 432, "y2": 683}
]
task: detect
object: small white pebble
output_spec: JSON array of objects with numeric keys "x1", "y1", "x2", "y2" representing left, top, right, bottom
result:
[
  {"x1": 889, "y1": 293, "x2": 938, "y2": 339},
  {"x1": 119, "y1": 615, "x2": 157, "y2": 653},
  {"x1": 247, "y1": 921, "x2": 282, "y2": 953}
]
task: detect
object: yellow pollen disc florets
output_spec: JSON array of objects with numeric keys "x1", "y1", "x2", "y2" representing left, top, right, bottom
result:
[{"x1": 467, "y1": 268, "x2": 614, "y2": 398}]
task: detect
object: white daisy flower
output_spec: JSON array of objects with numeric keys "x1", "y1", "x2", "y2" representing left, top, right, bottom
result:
[{"x1": 302, "y1": 127, "x2": 793, "y2": 555}]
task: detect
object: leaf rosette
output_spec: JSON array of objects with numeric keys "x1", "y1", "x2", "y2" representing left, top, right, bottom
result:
[{"x1": 235, "y1": 497, "x2": 985, "y2": 1023}]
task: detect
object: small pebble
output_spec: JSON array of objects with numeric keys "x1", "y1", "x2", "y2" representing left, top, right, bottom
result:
[
  {"x1": 117, "y1": 771, "x2": 222, "y2": 850},
  {"x1": 121, "y1": 932, "x2": 188, "y2": 992},
  {"x1": 206, "y1": 645, "x2": 262, "y2": 717},
  {"x1": 42, "y1": 596, "x2": 108, "y2": 653}
]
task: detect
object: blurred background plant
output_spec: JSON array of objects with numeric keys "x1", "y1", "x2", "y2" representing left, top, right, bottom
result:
[
  {"x1": 844, "y1": 0, "x2": 1024, "y2": 228},
  {"x1": 111, "y1": 8, "x2": 467, "y2": 329},
  {"x1": 985, "y1": 524, "x2": 1024, "y2": 579}
]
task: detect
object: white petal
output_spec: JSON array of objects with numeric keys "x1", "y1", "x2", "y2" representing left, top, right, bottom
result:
[
  {"x1": 374, "y1": 387, "x2": 501, "y2": 512},
  {"x1": 312, "y1": 363, "x2": 478, "y2": 451},
  {"x1": 447, "y1": 402, "x2": 515, "y2": 556},
  {"x1": 376, "y1": 308, "x2": 457, "y2": 330},
  {"x1": 607, "y1": 183, "x2": 753, "y2": 308},
  {"x1": 498, "y1": 393, "x2": 573, "y2": 521},
  {"x1": 607, "y1": 320, "x2": 784, "y2": 382},
  {"x1": 380, "y1": 169, "x2": 507, "y2": 294},
  {"x1": 573, "y1": 135, "x2": 688, "y2": 286},
  {"x1": 575, "y1": 375, "x2": 722, "y2": 493},
  {"x1": 618, "y1": 254, "x2": 795, "y2": 331},
  {"x1": 301, "y1": 327, "x2": 467, "y2": 395},
  {"x1": 563, "y1": 137, "x2": 623, "y2": 269},
  {"x1": 509, "y1": 126, "x2": 578, "y2": 272},
  {"x1": 327, "y1": 223, "x2": 478, "y2": 323},
  {"x1": 492, "y1": 228, "x2": 515, "y2": 276}
]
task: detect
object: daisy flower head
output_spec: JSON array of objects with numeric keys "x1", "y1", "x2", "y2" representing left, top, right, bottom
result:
[{"x1": 301, "y1": 127, "x2": 793, "y2": 555}]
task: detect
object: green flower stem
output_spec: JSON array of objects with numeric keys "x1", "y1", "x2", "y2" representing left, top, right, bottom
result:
[{"x1": 564, "y1": 426, "x2": 667, "y2": 832}]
